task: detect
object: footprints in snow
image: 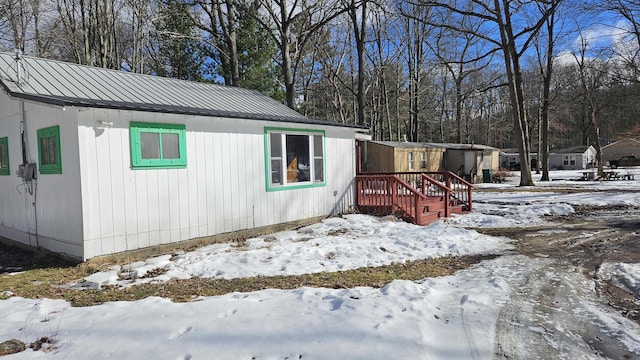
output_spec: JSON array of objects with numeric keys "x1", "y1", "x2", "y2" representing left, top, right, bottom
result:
[
  {"x1": 219, "y1": 309, "x2": 239, "y2": 318},
  {"x1": 168, "y1": 327, "x2": 193, "y2": 360},
  {"x1": 168, "y1": 326, "x2": 193, "y2": 340},
  {"x1": 166, "y1": 308, "x2": 238, "y2": 360},
  {"x1": 168, "y1": 307, "x2": 240, "y2": 339}
]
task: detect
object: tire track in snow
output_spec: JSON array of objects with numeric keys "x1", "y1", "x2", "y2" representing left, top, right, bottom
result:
[
  {"x1": 460, "y1": 294, "x2": 482, "y2": 360},
  {"x1": 492, "y1": 256, "x2": 639, "y2": 359}
]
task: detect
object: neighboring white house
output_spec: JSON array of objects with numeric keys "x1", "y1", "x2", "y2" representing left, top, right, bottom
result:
[
  {"x1": 0, "y1": 53, "x2": 364, "y2": 261},
  {"x1": 500, "y1": 145, "x2": 596, "y2": 170},
  {"x1": 499, "y1": 148, "x2": 538, "y2": 170},
  {"x1": 549, "y1": 146, "x2": 597, "y2": 170}
]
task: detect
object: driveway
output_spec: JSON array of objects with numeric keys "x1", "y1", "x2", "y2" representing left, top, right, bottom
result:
[{"x1": 481, "y1": 207, "x2": 640, "y2": 359}]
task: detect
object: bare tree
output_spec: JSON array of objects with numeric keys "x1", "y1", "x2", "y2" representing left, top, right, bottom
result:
[
  {"x1": 316, "y1": 27, "x2": 353, "y2": 123},
  {"x1": 368, "y1": 6, "x2": 402, "y2": 140},
  {"x1": 571, "y1": 30, "x2": 612, "y2": 176},
  {"x1": 397, "y1": 1, "x2": 433, "y2": 141},
  {"x1": 344, "y1": 0, "x2": 381, "y2": 126},
  {"x1": 56, "y1": 0, "x2": 120, "y2": 68},
  {"x1": 252, "y1": 0, "x2": 347, "y2": 109},
  {"x1": 532, "y1": 1, "x2": 565, "y2": 181},
  {"x1": 428, "y1": 19, "x2": 494, "y2": 144},
  {"x1": 604, "y1": 0, "x2": 640, "y2": 80},
  {"x1": 191, "y1": 0, "x2": 241, "y2": 86},
  {"x1": 2, "y1": 0, "x2": 35, "y2": 51},
  {"x1": 121, "y1": 0, "x2": 152, "y2": 73},
  {"x1": 412, "y1": 0, "x2": 562, "y2": 186}
]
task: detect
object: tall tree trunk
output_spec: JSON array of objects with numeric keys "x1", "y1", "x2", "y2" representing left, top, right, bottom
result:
[
  {"x1": 495, "y1": 0, "x2": 534, "y2": 186},
  {"x1": 455, "y1": 79, "x2": 463, "y2": 143},
  {"x1": 217, "y1": 0, "x2": 239, "y2": 86},
  {"x1": 349, "y1": 0, "x2": 367, "y2": 126},
  {"x1": 539, "y1": 11, "x2": 554, "y2": 181},
  {"x1": 281, "y1": 33, "x2": 295, "y2": 107}
]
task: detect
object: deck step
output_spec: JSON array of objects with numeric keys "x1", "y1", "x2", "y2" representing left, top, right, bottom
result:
[
  {"x1": 448, "y1": 205, "x2": 466, "y2": 215},
  {"x1": 422, "y1": 201, "x2": 445, "y2": 212},
  {"x1": 417, "y1": 211, "x2": 442, "y2": 226},
  {"x1": 355, "y1": 172, "x2": 473, "y2": 226}
]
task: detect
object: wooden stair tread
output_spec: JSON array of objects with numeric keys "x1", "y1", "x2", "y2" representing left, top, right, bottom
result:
[{"x1": 356, "y1": 172, "x2": 473, "y2": 226}]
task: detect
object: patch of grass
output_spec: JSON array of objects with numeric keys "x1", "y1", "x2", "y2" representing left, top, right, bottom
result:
[
  {"x1": 0, "y1": 267, "x2": 87, "y2": 300},
  {"x1": 1, "y1": 255, "x2": 495, "y2": 307}
]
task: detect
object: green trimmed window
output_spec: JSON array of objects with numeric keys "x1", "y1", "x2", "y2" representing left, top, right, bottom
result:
[
  {"x1": 0, "y1": 137, "x2": 9, "y2": 176},
  {"x1": 265, "y1": 128, "x2": 325, "y2": 191},
  {"x1": 130, "y1": 122, "x2": 186, "y2": 169},
  {"x1": 37, "y1": 126, "x2": 62, "y2": 174}
]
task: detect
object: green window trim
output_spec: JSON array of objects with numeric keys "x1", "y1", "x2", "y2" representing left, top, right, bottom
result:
[
  {"x1": 0, "y1": 137, "x2": 9, "y2": 176},
  {"x1": 37, "y1": 126, "x2": 62, "y2": 175},
  {"x1": 130, "y1": 121, "x2": 187, "y2": 169},
  {"x1": 264, "y1": 127, "x2": 326, "y2": 192}
]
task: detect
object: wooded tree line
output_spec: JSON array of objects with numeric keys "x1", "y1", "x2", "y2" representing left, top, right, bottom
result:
[{"x1": 2, "y1": 0, "x2": 640, "y2": 183}]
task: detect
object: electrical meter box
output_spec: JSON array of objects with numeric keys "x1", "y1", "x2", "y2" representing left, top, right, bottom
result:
[{"x1": 17, "y1": 163, "x2": 37, "y2": 181}]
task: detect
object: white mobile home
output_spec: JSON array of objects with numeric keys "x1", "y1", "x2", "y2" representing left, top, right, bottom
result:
[
  {"x1": 549, "y1": 146, "x2": 596, "y2": 170},
  {"x1": 500, "y1": 145, "x2": 596, "y2": 171},
  {"x1": 0, "y1": 53, "x2": 362, "y2": 261}
]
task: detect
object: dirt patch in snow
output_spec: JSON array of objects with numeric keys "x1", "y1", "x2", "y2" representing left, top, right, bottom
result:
[
  {"x1": 0, "y1": 242, "x2": 75, "y2": 274},
  {"x1": 480, "y1": 205, "x2": 640, "y2": 325}
]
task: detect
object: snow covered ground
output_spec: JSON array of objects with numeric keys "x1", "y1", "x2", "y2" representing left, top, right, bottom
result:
[{"x1": 1, "y1": 169, "x2": 640, "y2": 359}]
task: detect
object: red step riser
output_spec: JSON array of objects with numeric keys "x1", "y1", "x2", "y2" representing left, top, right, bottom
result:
[{"x1": 355, "y1": 173, "x2": 472, "y2": 226}]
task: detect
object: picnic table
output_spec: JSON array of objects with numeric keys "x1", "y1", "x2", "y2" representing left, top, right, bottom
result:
[
  {"x1": 579, "y1": 171, "x2": 596, "y2": 181},
  {"x1": 578, "y1": 170, "x2": 634, "y2": 181},
  {"x1": 598, "y1": 170, "x2": 620, "y2": 181}
]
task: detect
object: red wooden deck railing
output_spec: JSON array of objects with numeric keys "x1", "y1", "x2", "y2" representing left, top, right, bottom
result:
[{"x1": 355, "y1": 171, "x2": 473, "y2": 225}]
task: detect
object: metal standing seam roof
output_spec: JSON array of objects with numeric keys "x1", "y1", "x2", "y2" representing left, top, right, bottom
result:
[{"x1": 0, "y1": 52, "x2": 362, "y2": 128}]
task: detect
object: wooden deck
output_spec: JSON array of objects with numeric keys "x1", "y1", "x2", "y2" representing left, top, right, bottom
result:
[{"x1": 356, "y1": 172, "x2": 473, "y2": 226}]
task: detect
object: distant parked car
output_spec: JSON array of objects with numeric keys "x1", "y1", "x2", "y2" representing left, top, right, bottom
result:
[
  {"x1": 609, "y1": 155, "x2": 640, "y2": 169},
  {"x1": 508, "y1": 158, "x2": 537, "y2": 171}
]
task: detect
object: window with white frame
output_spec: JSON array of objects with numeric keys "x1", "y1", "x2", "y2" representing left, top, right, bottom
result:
[
  {"x1": 420, "y1": 151, "x2": 427, "y2": 169},
  {"x1": 266, "y1": 128, "x2": 325, "y2": 190},
  {"x1": 408, "y1": 152, "x2": 414, "y2": 170}
]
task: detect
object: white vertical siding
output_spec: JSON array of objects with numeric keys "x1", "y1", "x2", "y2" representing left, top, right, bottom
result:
[
  {"x1": 76, "y1": 110, "x2": 356, "y2": 259},
  {"x1": 31, "y1": 103, "x2": 84, "y2": 256},
  {"x1": 2, "y1": 96, "x2": 357, "y2": 261},
  {"x1": 0, "y1": 95, "x2": 29, "y2": 244},
  {"x1": 192, "y1": 130, "x2": 208, "y2": 238},
  {"x1": 0, "y1": 93, "x2": 84, "y2": 258}
]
